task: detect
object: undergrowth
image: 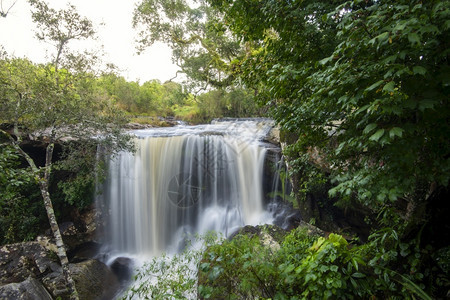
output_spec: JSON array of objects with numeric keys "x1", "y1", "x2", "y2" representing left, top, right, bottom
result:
[{"x1": 122, "y1": 226, "x2": 448, "y2": 299}]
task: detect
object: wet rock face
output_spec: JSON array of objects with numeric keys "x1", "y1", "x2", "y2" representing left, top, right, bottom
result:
[
  {"x1": 0, "y1": 277, "x2": 53, "y2": 300},
  {"x1": 68, "y1": 241, "x2": 102, "y2": 262},
  {"x1": 110, "y1": 257, "x2": 135, "y2": 283},
  {"x1": 268, "y1": 201, "x2": 302, "y2": 231},
  {"x1": 59, "y1": 205, "x2": 103, "y2": 252}
]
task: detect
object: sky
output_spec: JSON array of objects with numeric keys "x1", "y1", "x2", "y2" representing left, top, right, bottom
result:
[{"x1": 0, "y1": 0, "x2": 180, "y2": 83}]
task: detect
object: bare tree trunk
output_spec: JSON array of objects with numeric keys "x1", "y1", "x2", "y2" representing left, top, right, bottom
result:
[
  {"x1": 40, "y1": 142, "x2": 79, "y2": 300},
  {"x1": 38, "y1": 179, "x2": 79, "y2": 300}
]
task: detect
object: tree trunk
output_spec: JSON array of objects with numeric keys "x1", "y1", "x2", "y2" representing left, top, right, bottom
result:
[
  {"x1": 39, "y1": 180, "x2": 79, "y2": 300},
  {"x1": 5, "y1": 130, "x2": 80, "y2": 300},
  {"x1": 41, "y1": 142, "x2": 79, "y2": 300}
]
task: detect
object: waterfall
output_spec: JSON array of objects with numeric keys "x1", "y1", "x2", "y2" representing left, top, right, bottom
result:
[{"x1": 101, "y1": 120, "x2": 279, "y2": 256}]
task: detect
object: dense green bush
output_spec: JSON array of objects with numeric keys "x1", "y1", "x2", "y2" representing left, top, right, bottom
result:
[{"x1": 198, "y1": 227, "x2": 442, "y2": 299}]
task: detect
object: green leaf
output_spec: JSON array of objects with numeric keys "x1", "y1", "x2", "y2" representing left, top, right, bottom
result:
[
  {"x1": 305, "y1": 273, "x2": 317, "y2": 283},
  {"x1": 352, "y1": 272, "x2": 366, "y2": 278},
  {"x1": 363, "y1": 123, "x2": 377, "y2": 134},
  {"x1": 369, "y1": 129, "x2": 385, "y2": 142},
  {"x1": 284, "y1": 264, "x2": 295, "y2": 273},
  {"x1": 369, "y1": 32, "x2": 389, "y2": 45},
  {"x1": 355, "y1": 104, "x2": 370, "y2": 115},
  {"x1": 408, "y1": 32, "x2": 420, "y2": 45},
  {"x1": 393, "y1": 21, "x2": 407, "y2": 32},
  {"x1": 389, "y1": 127, "x2": 403, "y2": 138},
  {"x1": 395, "y1": 271, "x2": 433, "y2": 300},
  {"x1": 319, "y1": 55, "x2": 333, "y2": 65},
  {"x1": 382, "y1": 81, "x2": 395, "y2": 93},
  {"x1": 388, "y1": 189, "x2": 398, "y2": 201},
  {"x1": 330, "y1": 265, "x2": 339, "y2": 272},
  {"x1": 418, "y1": 99, "x2": 437, "y2": 111},
  {"x1": 413, "y1": 66, "x2": 427, "y2": 75},
  {"x1": 445, "y1": 20, "x2": 450, "y2": 30},
  {"x1": 319, "y1": 265, "x2": 329, "y2": 273},
  {"x1": 365, "y1": 80, "x2": 384, "y2": 92},
  {"x1": 350, "y1": 277, "x2": 357, "y2": 288},
  {"x1": 351, "y1": 258, "x2": 359, "y2": 271}
]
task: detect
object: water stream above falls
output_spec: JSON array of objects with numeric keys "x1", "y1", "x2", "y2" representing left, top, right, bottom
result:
[{"x1": 99, "y1": 119, "x2": 290, "y2": 258}]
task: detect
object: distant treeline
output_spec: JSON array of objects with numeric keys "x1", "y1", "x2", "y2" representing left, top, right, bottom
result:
[
  {"x1": 1, "y1": 57, "x2": 263, "y2": 126},
  {"x1": 97, "y1": 73, "x2": 264, "y2": 124}
]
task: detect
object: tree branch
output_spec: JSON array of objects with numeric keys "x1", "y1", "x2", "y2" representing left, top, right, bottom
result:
[{"x1": 0, "y1": 0, "x2": 18, "y2": 18}]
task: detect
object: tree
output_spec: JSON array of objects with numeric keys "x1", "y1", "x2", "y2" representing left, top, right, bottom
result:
[
  {"x1": 0, "y1": 0, "x2": 17, "y2": 17},
  {"x1": 28, "y1": 0, "x2": 96, "y2": 71},
  {"x1": 133, "y1": 0, "x2": 244, "y2": 92},
  {"x1": 137, "y1": 79, "x2": 164, "y2": 113},
  {"x1": 209, "y1": 0, "x2": 450, "y2": 231},
  {"x1": 0, "y1": 1, "x2": 132, "y2": 299},
  {"x1": 161, "y1": 81, "x2": 186, "y2": 107}
]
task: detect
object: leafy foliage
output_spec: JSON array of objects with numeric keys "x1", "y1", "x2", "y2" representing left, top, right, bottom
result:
[
  {"x1": 125, "y1": 228, "x2": 446, "y2": 299},
  {"x1": 199, "y1": 230, "x2": 280, "y2": 299},
  {"x1": 121, "y1": 233, "x2": 219, "y2": 300},
  {"x1": 54, "y1": 141, "x2": 103, "y2": 209},
  {"x1": 29, "y1": 0, "x2": 97, "y2": 72},
  {"x1": 123, "y1": 252, "x2": 200, "y2": 299},
  {"x1": 198, "y1": 227, "x2": 441, "y2": 299},
  {"x1": 95, "y1": 73, "x2": 187, "y2": 116},
  {"x1": 208, "y1": 0, "x2": 450, "y2": 230},
  {"x1": 133, "y1": 0, "x2": 243, "y2": 91},
  {"x1": 0, "y1": 146, "x2": 44, "y2": 244}
]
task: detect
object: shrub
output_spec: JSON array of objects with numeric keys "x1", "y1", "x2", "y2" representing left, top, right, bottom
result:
[{"x1": 199, "y1": 227, "x2": 434, "y2": 300}]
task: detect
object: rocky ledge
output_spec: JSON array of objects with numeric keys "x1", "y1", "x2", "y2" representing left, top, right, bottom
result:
[{"x1": 0, "y1": 241, "x2": 120, "y2": 300}]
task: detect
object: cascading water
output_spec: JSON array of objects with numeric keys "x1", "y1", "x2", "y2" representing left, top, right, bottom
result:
[{"x1": 101, "y1": 119, "x2": 283, "y2": 257}]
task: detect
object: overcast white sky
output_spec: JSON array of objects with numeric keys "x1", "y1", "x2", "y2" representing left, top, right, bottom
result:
[{"x1": 0, "y1": 0, "x2": 180, "y2": 83}]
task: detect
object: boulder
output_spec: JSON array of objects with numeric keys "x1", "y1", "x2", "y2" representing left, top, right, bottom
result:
[
  {"x1": 297, "y1": 220, "x2": 326, "y2": 236},
  {"x1": 0, "y1": 242, "x2": 59, "y2": 285},
  {"x1": 110, "y1": 257, "x2": 135, "y2": 283},
  {"x1": 124, "y1": 122, "x2": 153, "y2": 129},
  {"x1": 265, "y1": 125, "x2": 280, "y2": 145},
  {"x1": 1, "y1": 240, "x2": 119, "y2": 300},
  {"x1": 0, "y1": 277, "x2": 52, "y2": 300},
  {"x1": 43, "y1": 259, "x2": 119, "y2": 300},
  {"x1": 229, "y1": 224, "x2": 287, "y2": 245},
  {"x1": 72, "y1": 259, "x2": 120, "y2": 300},
  {"x1": 69, "y1": 241, "x2": 102, "y2": 262}
]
